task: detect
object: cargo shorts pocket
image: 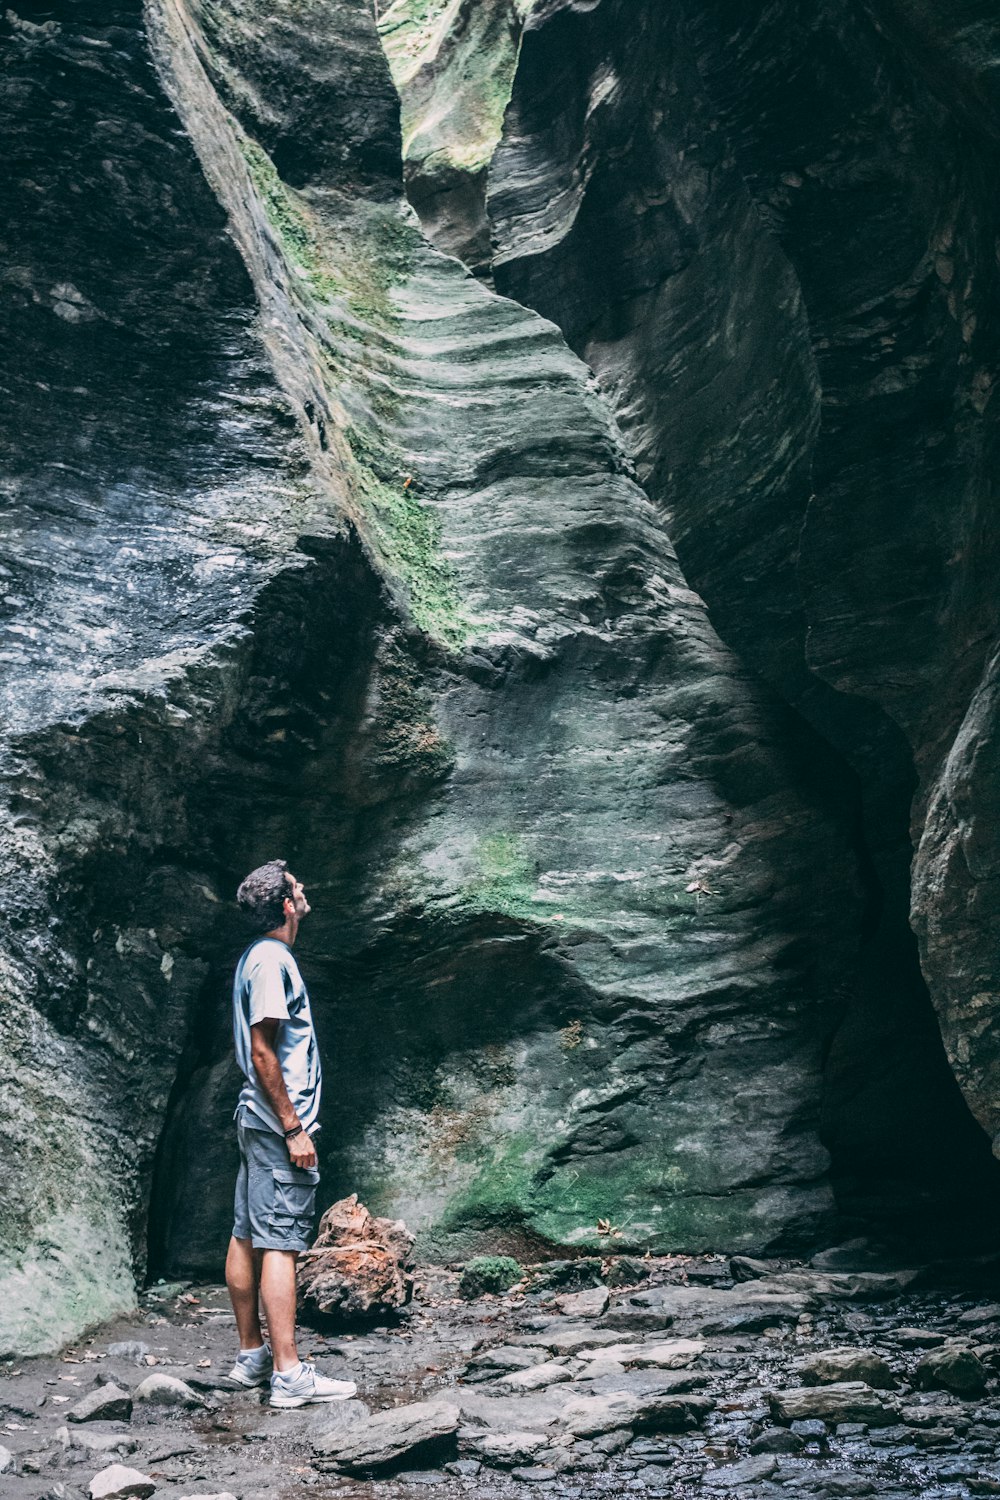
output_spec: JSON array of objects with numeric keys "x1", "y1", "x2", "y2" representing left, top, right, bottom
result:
[{"x1": 268, "y1": 1165, "x2": 319, "y2": 1238}]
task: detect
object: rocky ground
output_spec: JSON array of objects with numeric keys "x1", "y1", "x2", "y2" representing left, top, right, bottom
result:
[{"x1": 4, "y1": 1248, "x2": 1000, "y2": 1500}]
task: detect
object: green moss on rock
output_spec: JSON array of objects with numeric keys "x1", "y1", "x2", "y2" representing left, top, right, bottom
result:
[{"x1": 459, "y1": 1253, "x2": 523, "y2": 1297}]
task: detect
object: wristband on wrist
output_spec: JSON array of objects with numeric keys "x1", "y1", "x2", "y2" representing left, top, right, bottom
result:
[{"x1": 284, "y1": 1124, "x2": 304, "y2": 1140}]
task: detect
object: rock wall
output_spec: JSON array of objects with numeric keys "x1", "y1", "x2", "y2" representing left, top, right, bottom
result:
[
  {"x1": 466, "y1": 0, "x2": 1000, "y2": 1219},
  {"x1": 1, "y1": 0, "x2": 998, "y2": 1356}
]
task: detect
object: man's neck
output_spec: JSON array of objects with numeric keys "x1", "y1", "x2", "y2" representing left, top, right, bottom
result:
[{"x1": 264, "y1": 919, "x2": 296, "y2": 947}]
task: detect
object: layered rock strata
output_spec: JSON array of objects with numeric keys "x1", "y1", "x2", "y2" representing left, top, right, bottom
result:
[
  {"x1": 438, "y1": 0, "x2": 1000, "y2": 1216},
  {"x1": 0, "y1": 0, "x2": 864, "y2": 1351}
]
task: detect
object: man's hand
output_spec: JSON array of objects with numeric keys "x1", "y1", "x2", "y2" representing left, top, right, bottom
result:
[{"x1": 287, "y1": 1127, "x2": 317, "y2": 1170}]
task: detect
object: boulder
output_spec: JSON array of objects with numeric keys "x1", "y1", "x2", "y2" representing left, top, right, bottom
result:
[
  {"x1": 792, "y1": 1347, "x2": 896, "y2": 1389},
  {"x1": 133, "y1": 1374, "x2": 204, "y2": 1408},
  {"x1": 915, "y1": 1346, "x2": 988, "y2": 1397},
  {"x1": 68, "y1": 1385, "x2": 133, "y2": 1424},
  {"x1": 297, "y1": 1196, "x2": 415, "y2": 1321},
  {"x1": 770, "y1": 1383, "x2": 899, "y2": 1427},
  {"x1": 88, "y1": 1465, "x2": 156, "y2": 1500},
  {"x1": 313, "y1": 1399, "x2": 460, "y2": 1473}
]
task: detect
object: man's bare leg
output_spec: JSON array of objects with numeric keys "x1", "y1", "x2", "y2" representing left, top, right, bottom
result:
[
  {"x1": 259, "y1": 1249, "x2": 300, "y2": 1371},
  {"x1": 225, "y1": 1235, "x2": 265, "y2": 1350}
]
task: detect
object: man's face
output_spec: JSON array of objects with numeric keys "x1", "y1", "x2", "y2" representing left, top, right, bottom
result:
[{"x1": 286, "y1": 872, "x2": 311, "y2": 920}]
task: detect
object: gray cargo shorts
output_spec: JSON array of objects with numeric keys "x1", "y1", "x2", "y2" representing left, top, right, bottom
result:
[{"x1": 232, "y1": 1110, "x2": 319, "y2": 1252}]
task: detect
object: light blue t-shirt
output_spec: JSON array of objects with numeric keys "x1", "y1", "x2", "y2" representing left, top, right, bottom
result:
[{"x1": 232, "y1": 938, "x2": 322, "y2": 1136}]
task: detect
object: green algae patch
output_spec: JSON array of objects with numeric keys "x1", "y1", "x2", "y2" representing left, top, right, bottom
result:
[
  {"x1": 239, "y1": 135, "x2": 345, "y2": 304},
  {"x1": 462, "y1": 832, "x2": 539, "y2": 919},
  {"x1": 344, "y1": 428, "x2": 472, "y2": 651},
  {"x1": 237, "y1": 132, "x2": 473, "y2": 650},
  {"x1": 379, "y1": 0, "x2": 521, "y2": 177}
]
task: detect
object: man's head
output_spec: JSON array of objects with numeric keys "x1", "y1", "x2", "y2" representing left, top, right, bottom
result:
[{"x1": 236, "y1": 859, "x2": 311, "y2": 935}]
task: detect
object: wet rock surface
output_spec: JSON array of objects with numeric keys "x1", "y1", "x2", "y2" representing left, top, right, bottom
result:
[{"x1": 4, "y1": 1257, "x2": 1000, "y2": 1500}]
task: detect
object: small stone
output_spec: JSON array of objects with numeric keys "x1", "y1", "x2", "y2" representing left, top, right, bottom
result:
[
  {"x1": 808, "y1": 1476, "x2": 876, "y2": 1496},
  {"x1": 133, "y1": 1374, "x2": 204, "y2": 1408},
  {"x1": 749, "y1": 1427, "x2": 803, "y2": 1454},
  {"x1": 68, "y1": 1432, "x2": 138, "y2": 1456},
  {"x1": 772, "y1": 1383, "x2": 898, "y2": 1427},
  {"x1": 702, "y1": 1453, "x2": 778, "y2": 1488},
  {"x1": 444, "y1": 1459, "x2": 482, "y2": 1477},
  {"x1": 68, "y1": 1385, "x2": 133, "y2": 1424},
  {"x1": 0, "y1": 1445, "x2": 14, "y2": 1474},
  {"x1": 554, "y1": 1287, "x2": 609, "y2": 1319},
  {"x1": 496, "y1": 1360, "x2": 573, "y2": 1392},
  {"x1": 463, "y1": 1430, "x2": 548, "y2": 1466},
  {"x1": 892, "y1": 1328, "x2": 947, "y2": 1349},
  {"x1": 916, "y1": 1346, "x2": 988, "y2": 1398},
  {"x1": 88, "y1": 1463, "x2": 156, "y2": 1500},
  {"x1": 177, "y1": 1495, "x2": 239, "y2": 1500},
  {"x1": 792, "y1": 1346, "x2": 896, "y2": 1390},
  {"x1": 106, "y1": 1343, "x2": 151, "y2": 1364},
  {"x1": 790, "y1": 1419, "x2": 829, "y2": 1443},
  {"x1": 511, "y1": 1466, "x2": 557, "y2": 1482},
  {"x1": 958, "y1": 1306, "x2": 1000, "y2": 1326}
]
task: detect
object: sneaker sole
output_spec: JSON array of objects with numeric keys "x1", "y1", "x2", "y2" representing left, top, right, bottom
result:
[
  {"x1": 269, "y1": 1387, "x2": 357, "y2": 1408},
  {"x1": 228, "y1": 1368, "x2": 273, "y2": 1388}
]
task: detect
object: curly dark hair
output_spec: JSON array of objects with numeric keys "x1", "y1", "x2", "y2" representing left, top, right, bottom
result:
[{"x1": 236, "y1": 859, "x2": 291, "y2": 933}]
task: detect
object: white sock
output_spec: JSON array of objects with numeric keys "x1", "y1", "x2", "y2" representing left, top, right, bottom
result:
[
  {"x1": 239, "y1": 1344, "x2": 270, "y2": 1361},
  {"x1": 274, "y1": 1360, "x2": 303, "y2": 1380}
]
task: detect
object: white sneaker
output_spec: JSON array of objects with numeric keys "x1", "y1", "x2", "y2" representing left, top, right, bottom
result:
[
  {"x1": 228, "y1": 1343, "x2": 273, "y2": 1387},
  {"x1": 270, "y1": 1361, "x2": 357, "y2": 1408}
]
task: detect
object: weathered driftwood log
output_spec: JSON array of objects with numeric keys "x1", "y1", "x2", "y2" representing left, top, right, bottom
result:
[{"x1": 297, "y1": 1196, "x2": 415, "y2": 1322}]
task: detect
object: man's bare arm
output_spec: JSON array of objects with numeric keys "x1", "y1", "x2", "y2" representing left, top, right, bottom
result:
[{"x1": 250, "y1": 1019, "x2": 317, "y2": 1169}]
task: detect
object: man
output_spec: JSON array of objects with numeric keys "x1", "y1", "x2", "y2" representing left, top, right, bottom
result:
[{"x1": 225, "y1": 858, "x2": 356, "y2": 1407}]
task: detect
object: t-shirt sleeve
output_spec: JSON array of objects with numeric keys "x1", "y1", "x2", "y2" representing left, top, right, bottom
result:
[{"x1": 246, "y1": 948, "x2": 291, "y2": 1026}]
